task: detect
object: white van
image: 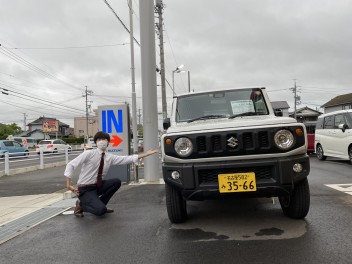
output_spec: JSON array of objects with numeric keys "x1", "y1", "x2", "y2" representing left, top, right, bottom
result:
[
  {"x1": 7, "y1": 136, "x2": 38, "y2": 148},
  {"x1": 315, "y1": 109, "x2": 352, "y2": 164}
]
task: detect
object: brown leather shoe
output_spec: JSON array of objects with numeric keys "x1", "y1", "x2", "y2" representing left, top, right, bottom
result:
[
  {"x1": 106, "y1": 208, "x2": 114, "y2": 213},
  {"x1": 74, "y1": 200, "x2": 84, "y2": 217}
]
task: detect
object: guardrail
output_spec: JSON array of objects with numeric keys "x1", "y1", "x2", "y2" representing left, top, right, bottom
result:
[{"x1": 0, "y1": 147, "x2": 83, "y2": 176}]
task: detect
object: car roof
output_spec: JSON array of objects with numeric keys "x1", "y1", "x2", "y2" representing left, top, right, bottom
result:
[{"x1": 318, "y1": 109, "x2": 352, "y2": 118}]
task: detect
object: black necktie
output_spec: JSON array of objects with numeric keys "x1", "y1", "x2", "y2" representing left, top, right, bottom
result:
[{"x1": 97, "y1": 152, "x2": 105, "y2": 191}]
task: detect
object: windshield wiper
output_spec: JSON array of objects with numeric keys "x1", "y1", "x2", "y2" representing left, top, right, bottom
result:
[
  {"x1": 228, "y1": 112, "x2": 263, "y2": 119},
  {"x1": 187, "y1": 115, "x2": 227, "y2": 123}
]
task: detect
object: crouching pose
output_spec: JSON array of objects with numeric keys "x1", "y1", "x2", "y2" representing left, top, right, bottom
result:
[{"x1": 64, "y1": 131, "x2": 159, "y2": 217}]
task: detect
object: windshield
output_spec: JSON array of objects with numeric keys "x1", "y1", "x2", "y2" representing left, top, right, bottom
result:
[{"x1": 175, "y1": 88, "x2": 269, "y2": 122}]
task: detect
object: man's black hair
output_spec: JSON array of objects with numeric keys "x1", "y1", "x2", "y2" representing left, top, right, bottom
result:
[{"x1": 93, "y1": 131, "x2": 110, "y2": 144}]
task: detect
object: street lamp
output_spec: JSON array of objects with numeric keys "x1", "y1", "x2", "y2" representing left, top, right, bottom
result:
[{"x1": 172, "y1": 64, "x2": 185, "y2": 96}]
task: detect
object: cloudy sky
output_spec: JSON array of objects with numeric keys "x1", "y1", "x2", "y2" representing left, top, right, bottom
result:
[{"x1": 1, "y1": 0, "x2": 352, "y2": 130}]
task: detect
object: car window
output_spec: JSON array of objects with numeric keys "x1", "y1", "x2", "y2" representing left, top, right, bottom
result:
[
  {"x1": 323, "y1": 116, "x2": 333, "y2": 129},
  {"x1": 39, "y1": 140, "x2": 51, "y2": 145},
  {"x1": 13, "y1": 142, "x2": 21, "y2": 147},
  {"x1": 54, "y1": 140, "x2": 61, "y2": 144},
  {"x1": 60, "y1": 140, "x2": 66, "y2": 144},
  {"x1": 316, "y1": 118, "x2": 324, "y2": 129},
  {"x1": 334, "y1": 114, "x2": 346, "y2": 129},
  {"x1": 3, "y1": 141, "x2": 14, "y2": 147}
]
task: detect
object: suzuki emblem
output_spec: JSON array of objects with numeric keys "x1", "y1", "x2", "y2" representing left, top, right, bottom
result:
[{"x1": 227, "y1": 137, "x2": 238, "y2": 148}]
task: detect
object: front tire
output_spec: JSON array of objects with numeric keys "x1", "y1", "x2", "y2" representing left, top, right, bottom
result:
[
  {"x1": 279, "y1": 178, "x2": 310, "y2": 219},
  {"x1": 316, "y1": 144, "x2": 327, "y2": 161},
  {"x1": 165, "y1": 182, "x2": 187, "y2": 223}
]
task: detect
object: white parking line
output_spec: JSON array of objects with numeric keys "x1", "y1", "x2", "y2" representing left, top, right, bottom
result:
[{"x1": 325, "y1": 184, "x2": 352, "y2": 195}]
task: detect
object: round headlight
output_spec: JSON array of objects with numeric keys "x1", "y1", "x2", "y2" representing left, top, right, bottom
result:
[
  {"x1": 174, "y1": 137, "x2": 193, "y2": 157},
  {"x1": 274, "y1": 130, "x2": 294, "y2": 150}
]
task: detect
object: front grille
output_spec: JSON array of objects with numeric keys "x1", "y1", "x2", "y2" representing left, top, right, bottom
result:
[
  {"x1": 163, "y1": 126, "x2": 306, "y2": 159},
  {"x1": 198, "y1": 166, "x2": 274, "y2": 185}
]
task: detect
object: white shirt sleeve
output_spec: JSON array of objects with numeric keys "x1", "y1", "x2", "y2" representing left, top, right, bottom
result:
[
  {"x1": 64, "y1": 151, "x2": 90, "y2": 178},
  {"x1": 110, "y1": 154, "x2": 139, "y2": 166}
]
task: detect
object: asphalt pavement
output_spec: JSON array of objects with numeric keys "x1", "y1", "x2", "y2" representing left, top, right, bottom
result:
[{"x1": 1, "y1": 157, "x2": 352, "y2": 264}]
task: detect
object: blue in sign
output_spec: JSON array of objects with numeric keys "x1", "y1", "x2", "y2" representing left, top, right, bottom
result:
[{"x1": 102, "y1": 110, "x2": 123, "y2": 133}]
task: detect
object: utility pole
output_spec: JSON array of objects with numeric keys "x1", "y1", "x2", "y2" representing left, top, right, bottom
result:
[
  {"x1": 289, "y1": 79, "x2": 301, "y2": 120},
  {"x1": 138, "y1": 108, "x2": 141, "y2": 125},
  {"x1": 128, "y1": 0, "x2": 139, "y2": 183},
  {"x1": 155, "y1": 0, "x2": 167, "y2": 120},
  {"x1": 23, "y1": 113, "x2": 27, "y2": 131},
  {"x1": 83, "y1": 86, "x2": 93, "y2": 143}
]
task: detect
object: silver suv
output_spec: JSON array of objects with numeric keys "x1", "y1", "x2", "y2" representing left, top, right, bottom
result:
[{"x1": 162, "y1": 87, "x2": 310, "y2": 223}]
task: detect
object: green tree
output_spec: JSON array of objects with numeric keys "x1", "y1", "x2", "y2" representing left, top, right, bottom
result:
[{"x1": 0, "y1": 123, "x2": 23, "y2": 140}]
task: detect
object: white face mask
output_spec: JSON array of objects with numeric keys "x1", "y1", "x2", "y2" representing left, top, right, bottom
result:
[{"x1": 97, "y1": 140, "x2": 108, "y2": 151}]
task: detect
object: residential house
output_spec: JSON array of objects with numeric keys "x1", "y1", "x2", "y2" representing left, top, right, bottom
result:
[
  {"x1": 271, "y1": 101, "x2": 290, "y2": 117},
  {"x1": 289, "y1": 106, "x2": 322, "y2": 123},
  {"x1": 27, "y1": 116, "x2": 70, "y2": 139},
  {"x1": 321, "y1": 93, "x2": 352, "y2": 113}
]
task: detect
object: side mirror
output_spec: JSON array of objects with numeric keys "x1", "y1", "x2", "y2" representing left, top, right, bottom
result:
[
  {"x1": 274, "y1": 109, "x2": 283, "y2": 117},
  {"x1": 163, "y1": 118, "x2": 171, "y2": 130},
  {"x1": 338, "y1": 123, "x2": 348, "y2": 132}
]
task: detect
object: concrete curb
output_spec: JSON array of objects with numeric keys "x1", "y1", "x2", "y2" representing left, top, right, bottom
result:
[{"x1": 0, "y1": 161, "x2": 66, "y2": 178}]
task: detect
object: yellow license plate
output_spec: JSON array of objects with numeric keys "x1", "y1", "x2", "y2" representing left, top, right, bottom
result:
[{"x1": 218, "y1": 172, "x2": 257, "y2": 193}]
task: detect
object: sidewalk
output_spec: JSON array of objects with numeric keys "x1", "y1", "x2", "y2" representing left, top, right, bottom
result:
[{"x1": 0, "y1": 164, "x2": 163, "y2": 245}]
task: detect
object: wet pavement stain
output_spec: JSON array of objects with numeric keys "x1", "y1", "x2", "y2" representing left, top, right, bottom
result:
[
  {"x1": 171, "y1": 228, "x2": 229, "y2": 241},
  {"x1": 255, "y1": 227, "x2": 284, "y2": 236}
]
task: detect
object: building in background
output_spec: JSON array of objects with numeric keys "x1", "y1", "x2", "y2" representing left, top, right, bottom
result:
[
  {"x1": 271, "y1": 101, "x2": 290, "y2": 117},
  {"x1": 26, "y1": 116, "x2": 70, "y2": 139},
  {"x1": 321, "y1": 93, "x2": 352, "y2": 113},
  {"x1": 289, "y1": 106, "x2": 322, "y2": 123},
  {"x1": 73, "y1": 115, "x2": 98, "y2": 138}
]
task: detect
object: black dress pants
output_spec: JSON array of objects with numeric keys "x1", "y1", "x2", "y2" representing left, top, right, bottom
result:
[{"x1": 78, "y1": 178, "x2": 121, "y2": 216}]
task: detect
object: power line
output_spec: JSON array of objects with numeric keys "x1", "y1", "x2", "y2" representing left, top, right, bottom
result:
[
  {"x1": 1, "y1": 87, "x2": 85, "y2": 114},
  {"x1": 103, "y1": 0, "x2": 141, "y2": 46},
  {"x1": 0, "y1": 44, "x2": 83, "y2": 91},
  {"x1": 3, "y1": 43, "x2": 129, "y2": 50}
]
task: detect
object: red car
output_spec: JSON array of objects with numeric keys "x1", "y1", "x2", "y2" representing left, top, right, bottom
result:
[{"x1": 305, "y1": 122, "x2": 316, "y2": 154}]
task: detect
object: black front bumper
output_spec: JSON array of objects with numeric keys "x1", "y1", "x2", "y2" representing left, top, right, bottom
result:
[{"x1": 162, "y1": 154, "x2": 310, "y2": 200}]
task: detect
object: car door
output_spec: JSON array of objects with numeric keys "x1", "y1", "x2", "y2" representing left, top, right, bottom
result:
[
  {"x1": 13, "y1": 141, "x2": 24, "y2": 156},
  {"x1": 321, "y1": 115, "x2": 334, "y2": 155},
  {"x1": 3, "y1": 141, "x2": 15, "y2": 156},
  {"x1": 330, "y1": 114, "x2": 348, "y2": 157},
  {"x1": 53, "y1": 140, "x2": 62, "y2": 151}
]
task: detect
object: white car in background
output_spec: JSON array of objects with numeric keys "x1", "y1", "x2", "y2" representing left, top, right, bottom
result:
[{"x1": 36, "y1": 139, "x2": 72, "y2": 154}]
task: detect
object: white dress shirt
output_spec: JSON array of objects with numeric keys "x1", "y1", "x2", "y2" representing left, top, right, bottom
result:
[{"x1": 64, "y1": 148, "x2": 138, "y2": 185}]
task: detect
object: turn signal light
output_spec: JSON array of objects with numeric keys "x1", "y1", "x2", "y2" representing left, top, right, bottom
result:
[
  {"x1": 295, "y1": 127, "x2": 303, "y2": 136},
  {"x1": 165, "y1": 138, "x2": 172, "y2": 145}
]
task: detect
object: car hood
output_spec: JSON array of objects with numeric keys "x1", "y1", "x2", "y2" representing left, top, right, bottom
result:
[{"x1": 166, "y1": 116, "x2": 298, "y2": 134}]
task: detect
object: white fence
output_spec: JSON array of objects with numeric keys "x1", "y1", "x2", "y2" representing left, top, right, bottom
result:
[{"x1": 0, "y1": 147, "x2": 83, "y2": 176}]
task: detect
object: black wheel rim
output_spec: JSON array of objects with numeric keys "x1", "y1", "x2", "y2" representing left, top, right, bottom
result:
[{"x1": 317, "y1": 146, "x2": 323, "y2": 159}]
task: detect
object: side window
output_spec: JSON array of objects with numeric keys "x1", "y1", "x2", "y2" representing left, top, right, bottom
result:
[
  {"x1": 316, "y1": 118, "x2": 324, "y2": 129},
  {"x1": 54, "y1": 140, "x2": 61, "y2": 144},
  {"x1": 60, "y1": 140, "x2": 66, "y2": 144},
  {"x1": 334, "y1": 114, "x2": 346, "y2": 129},
  {"x1": 4, "y1": 141, "x2": 14, "y2": 147},
  {"x1": 13, "y1": 142, "x2": 21, "y2": 147},
  {"x1": 323, "y1": 116, "x2": 333, "y2": 129}
]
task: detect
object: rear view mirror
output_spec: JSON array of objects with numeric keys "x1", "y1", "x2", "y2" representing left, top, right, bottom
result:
[
  {"x1": 274, "y1": 109, "x2": 283, "y2": 117},
  {"x1": 338, "y1": 123, "x2": 348, "y2": 132},
  {"x1": 163, "y1": 118, "x2": 171, "y2": 130}
]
